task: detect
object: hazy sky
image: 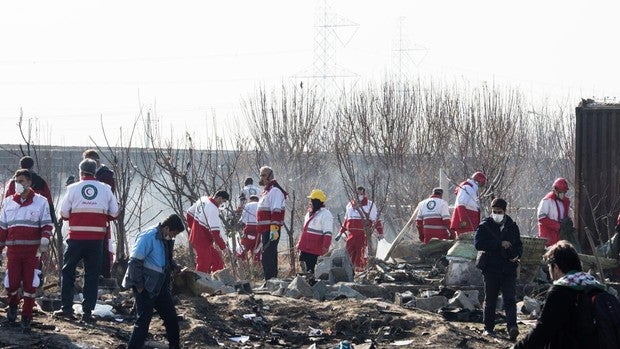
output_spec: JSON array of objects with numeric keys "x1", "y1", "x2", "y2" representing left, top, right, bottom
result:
[{"x1": 1, "y1": 0, "x2": 619, "y2": 147}]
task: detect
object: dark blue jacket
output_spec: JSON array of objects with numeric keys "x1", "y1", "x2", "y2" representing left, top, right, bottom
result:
[{"x1": 474, "y1": 215, "x2": 522, "y2": 276}]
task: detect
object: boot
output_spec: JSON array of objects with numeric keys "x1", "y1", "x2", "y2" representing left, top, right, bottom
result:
[
  {"x1": 7, "y1": 305, "x2": 18, "y2": 324},
  {"x1": 81, "y1": 311, "x2": 96, "y2": 324},
  {"x1": 21, "y1": 316, "x2": 32, "y2": 333}
]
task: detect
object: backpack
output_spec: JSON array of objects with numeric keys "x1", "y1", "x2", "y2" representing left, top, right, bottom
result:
[{"x1": 577, "y1": 288, "x2": 620, "y2": 349}]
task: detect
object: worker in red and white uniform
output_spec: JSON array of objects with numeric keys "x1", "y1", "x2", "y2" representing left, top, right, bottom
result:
[
  {"x1": 257, "y1": 166, "x2": 287, "y2": 281},
  {"x1": 0, "y1": 169, "x2": 52, "y2": 332},
  {"x1": 5, "y1": 156, "x2": 57, "y2": 225},
  {"x1": 450, "y1": 171, "x2": 487, "y2": 237},
  {"x1": 297, "y1": 189, "x2": 333, "y2": 274},
  {"x1": 537, "y1": 178, "x2": 572, "y2": 247},
  {"x1": 54, "y1": 159, "x2": 119, "y2": 323},
  {"x1": 416, "y1": 188, "x2": 452, "y2": 244},
  {"x1": 82, "y1": 149, "x2": 116, "y2": 280},
  {"x1": 238, "y1": 177, "x2": 261, "y2": 208},
  {"x1": 340, "y1": 186, "x2": 384, "y2": 271},
  {"x1": 238, "y1": 194, "x2": 261, "y2": 262},
  {"x1": 186, "y1": 191, "x2": 229, "y2": 273}
]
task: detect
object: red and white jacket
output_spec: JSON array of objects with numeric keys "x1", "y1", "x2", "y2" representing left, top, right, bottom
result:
[
  {"x1": 0, "y1": 189, "x2": 53, "y2": 255},
  {"x1": 297, "y1": 207, "x2": 333, "y2": 256},
  {"x1": 241, "y1": 201, "x2": 258, "y2": 236},
  {"x1": 186, "y1": 196, "x2": 227, "y2": 250},
  {"x1": 416, "y1": 195, "x2": 451, "y2": 243},
  {"x1": 339, "y1": 197, "x2": 384, "y2": 237},
  {"x1": 537, "y1": 191, "x2": 572, "y2": 246},
  {"x1": 256, "y1": 180, "x2": 287, "y2": 233},
  {"x1": 450, "y1": 180, "x2": 481, "y2": 234},
  {"x1": 60, "y1": 176, "x2": 119, "y2": 240}
]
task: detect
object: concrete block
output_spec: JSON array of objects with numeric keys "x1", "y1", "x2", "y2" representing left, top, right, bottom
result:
[
  {"x1": 343, "y1": 283, "x2": 391, "y2": 300},
  {"x1": 448, "y1": 290, "x2": 476, "y2": 311},
  {"x1": 326, "y1": 284, "x2": 367, "y2": 301},
  {"x1": 312, "y1": 280, "x2": 328, "y2": 300},
  {"x1": 284, "y1": 276, "x2": 316, "y2": 299},
  {"x1": 415, "y1": 295, "x2": 448, "y2": 312},
  {"x1": 445, "y1": 260, "x2": 483, "y2": 287},
  {"x1": 263, "y1": 278, "x2": 290, "y2": 293},
  {"x1": 313, "y1": 248, "x2": 354, "y2": 284},
  {"x1": 212, "y1": 268, "x2": 236, "y2": 286}
]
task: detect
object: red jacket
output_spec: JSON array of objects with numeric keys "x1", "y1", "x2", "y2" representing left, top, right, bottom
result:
[
  {"x1": 416, "y1": 195, "x2": 451, "y2": 243},
  {"x1": 537, "y1": 191, "x2": 571, "y2": 246},
  {"x1": 256, "y1": 180, "x2": 287, "y2": 233},
  {"x1": 186, "y1": 197, "x2": 226, "y2": 250},
  {"x1": 0, "y1": 189, "x2": 53, "y2": 256},
  {"x1": 297, "y1": 207, "x2": 333, "y2": 256},
  {"x1": 5, "y1": 173, "x2": 56, "y2": 223},
  {"x1": 340, "y1": 197, "x2": 384, "y2": 236}
]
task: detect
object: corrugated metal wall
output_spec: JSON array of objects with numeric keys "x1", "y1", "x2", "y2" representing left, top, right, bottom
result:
[{"x1": 575, "y1": 102, "x2": 620, "y2": 249}]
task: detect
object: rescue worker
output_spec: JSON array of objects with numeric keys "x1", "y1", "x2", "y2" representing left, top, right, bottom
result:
[
  {"x1": 415, "y1": 188, "x2": 452, "y2": 244},
  {"x1": 257, "y1": 166, "x2": 287, "y2": 281},
  {"x1": 340, "y1": 186, "x2": 384, "y2": 271},
  {"x1": 238, "y1": 194, "x2": 261, "y2": 262},
  {"x1": 297, "y1": 189, "x2": 333, "y2": 274},
  {"x1": 537, "y1": 178, "x2": 572, "y2": 247},
  {"x1": 5, "y1": 156, "x2": 57, "y2": 225},
  {"x1": 186, "y1": 191, "x2": 229, "y2": 273},
  {"x1": 54, "y1": 159, "x2": 119, "y2": 323},
  {"x1": 450, "y1": 171, "x2": 487, "y2": 237},
  {"x1": 122, "y1": 214, "x2": 185, "y2": 349},
  {"x1": 238, "y1": 177, "x2": 261, "y2": 208},
  {"x1": 0, "y1": 169, "x2": 53, "y2": 332},
  {"x1": 83, "y1": 149, "x2": 116, "y2": 279}
]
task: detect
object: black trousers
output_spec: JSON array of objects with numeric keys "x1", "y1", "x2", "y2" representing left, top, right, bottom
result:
[
  {"x1": 299, "y1": 251, "x2": 319, "y2": 274},
  {"x1": 127, "y1": 285, "x2": 179, "y2": 349},
  {"x1": 261, "y1": 230, "x2": 280, "y2": 280},
  {"x1": 482, "y1": 272, "x2": 517, "y2": 331},
  {"x1": 61, "y1": 239, "x2": 103, "y2": 314}
]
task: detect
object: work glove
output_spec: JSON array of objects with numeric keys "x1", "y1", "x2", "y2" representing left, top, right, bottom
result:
[
  {"x1": 39, "y1": 237, "x2": 50, "y2": 253},
  {"x1": 269, "y1": 224, "x2": 280, "y2": 241}
]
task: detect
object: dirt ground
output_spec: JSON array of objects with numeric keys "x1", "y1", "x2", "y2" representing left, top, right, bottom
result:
[{"x1": 0, "y1": 291, "x2": 521, "y2": 349}]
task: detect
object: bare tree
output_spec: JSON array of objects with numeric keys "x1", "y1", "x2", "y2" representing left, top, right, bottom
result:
[
  {"x1": 242, "y1": 83, "x2": 326, "y2": 274},
  {"x1": 89, "y1": 115, "x2": 151, "y2": 278}
]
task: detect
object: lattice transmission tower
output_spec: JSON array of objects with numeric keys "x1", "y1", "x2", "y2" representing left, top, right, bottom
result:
[
  {"x1": 297, "y1": 0, "x2": 359, "y2": 103},
  {"x1": 391, "y1": 17, "x2": 428, "y2": 82}
]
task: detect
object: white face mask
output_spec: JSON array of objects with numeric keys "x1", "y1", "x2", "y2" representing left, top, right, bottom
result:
[
  {"x1": 556, "y1": 192, "x2": 565, "y2": 200},
  {"x1": 15, "y1": 182, "x2": 26, "y2": 195},
  {"x1": 491, "y1": 213, "x2": 504, "y2": 224},
  {"x1": 357, "y1": 195, "x2": 364, "y2": 201}
]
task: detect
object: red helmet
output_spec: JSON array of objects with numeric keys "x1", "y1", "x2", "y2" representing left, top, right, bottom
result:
[
  {"x1": 552, "y1": 178, "x2": 569, "y2": 192},
  {"x1": 472, "y1": 171, "x2": 487, "y2": 186}
]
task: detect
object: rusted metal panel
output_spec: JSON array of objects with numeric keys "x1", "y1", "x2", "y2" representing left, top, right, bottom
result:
[{"x1": 575, "y1": 101, "x2": 620, "y2": 249}]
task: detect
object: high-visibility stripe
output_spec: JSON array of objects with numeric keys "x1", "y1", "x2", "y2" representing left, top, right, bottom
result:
[
  {"x1": 5, "y1": 240, "x2": 40, "y2": 245},
  {"x1": 70, "y1": 226, "x2": 107, "y2": 233},
  {"x1": 71, "y1": 208, "x2": 114, "y2": 215},
  {"x1": 23, "y1": 292, "x2": 36, "y2": 298},
  {"x1": 424, "y1": 224, "x2": 449, "y2": 230},
  {"x1": 6, "y1": 219, "x2": 53, "y2": 226}
]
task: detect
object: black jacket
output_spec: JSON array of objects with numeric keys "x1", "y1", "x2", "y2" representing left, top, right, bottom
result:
[
  {"x1": 514, "y1": 284, "x2": 598, "y2": 349},
  {"x1": 474, "y1": 215, "x2": 522, "y2": 276}
]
